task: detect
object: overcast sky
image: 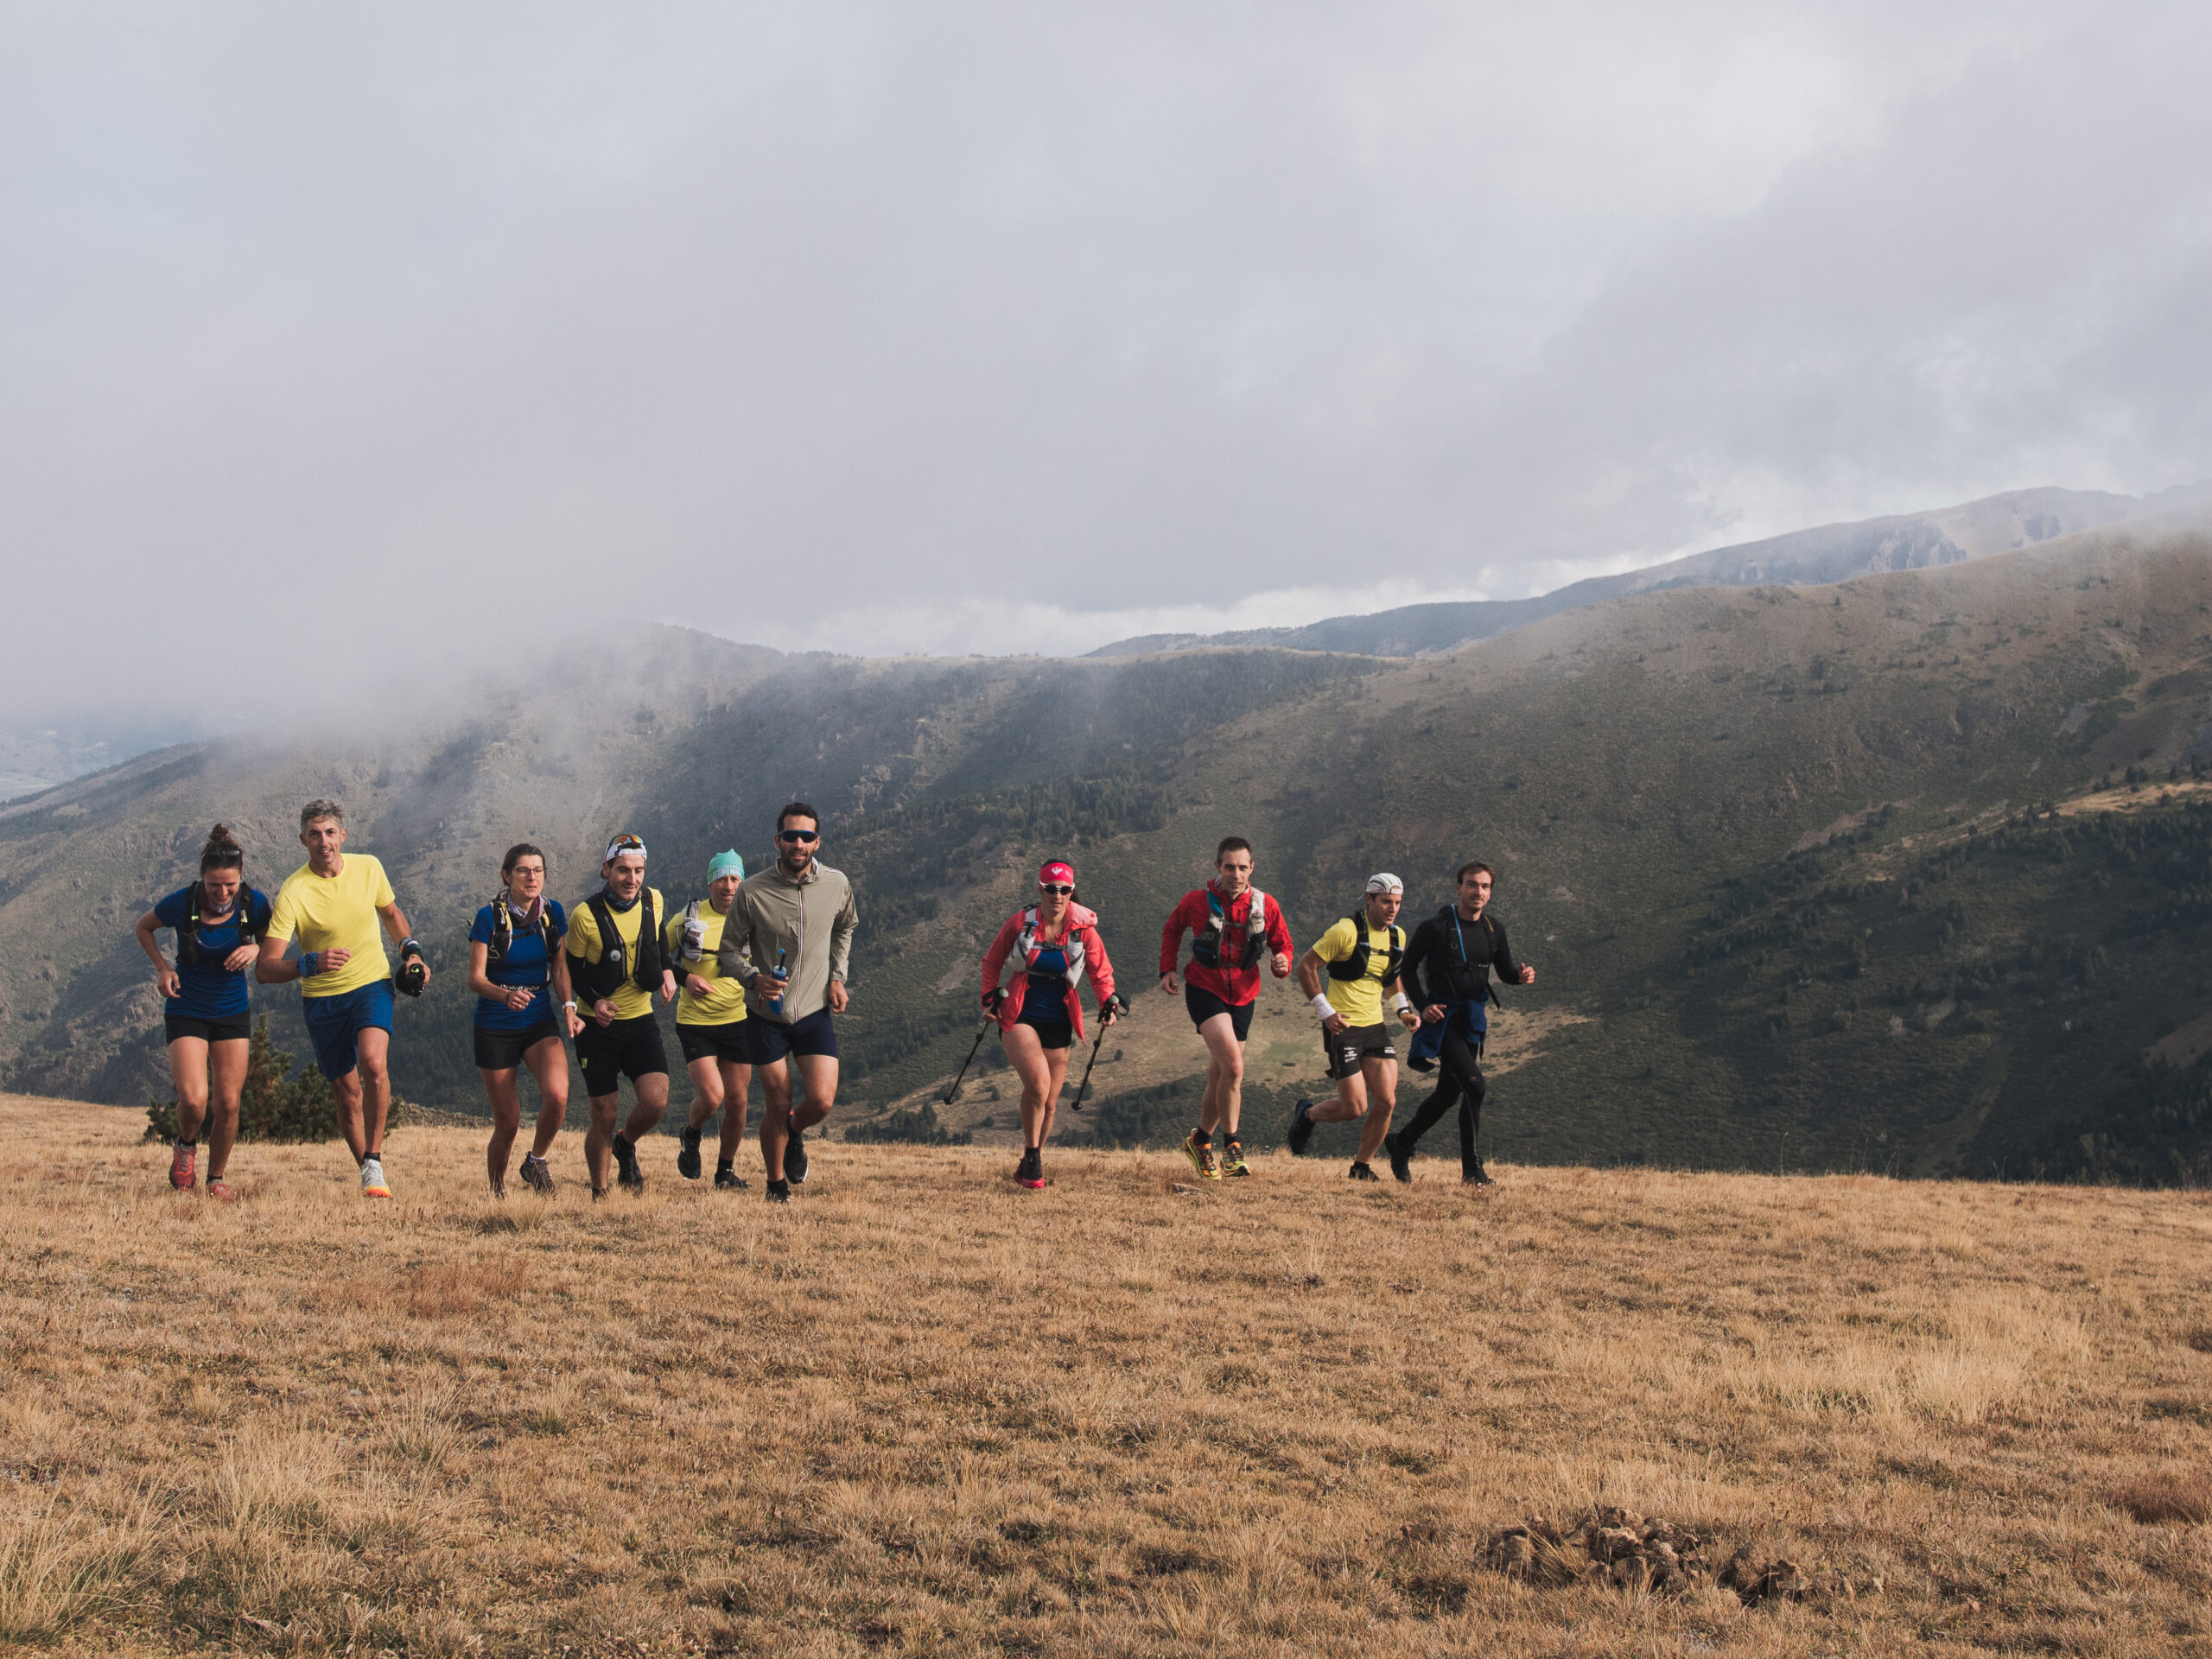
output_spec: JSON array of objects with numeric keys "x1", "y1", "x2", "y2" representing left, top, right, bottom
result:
[{"x1": 4, "y1": 2, "x2": 2208, "y2": 719}]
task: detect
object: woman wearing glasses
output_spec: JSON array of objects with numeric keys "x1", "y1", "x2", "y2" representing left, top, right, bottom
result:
[
  {"x1": 980, "y1": 860, "x2": 1121, "y2": 1189},
  {"x1": 133, "y1": 823, "x2": 273, "y2": 1200},
  {"x1": 465, "y1": 842, "x2": 582, "y2": 1198}
]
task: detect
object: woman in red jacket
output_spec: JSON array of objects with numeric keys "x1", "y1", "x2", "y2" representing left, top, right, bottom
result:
[{"x1": 980, "y1": 861, "x2": 1120, "y2": 1189}]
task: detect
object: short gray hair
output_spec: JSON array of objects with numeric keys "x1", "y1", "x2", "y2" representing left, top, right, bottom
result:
[{"x1": 299, "y1": 798, "x2": 346, "y2": 829}]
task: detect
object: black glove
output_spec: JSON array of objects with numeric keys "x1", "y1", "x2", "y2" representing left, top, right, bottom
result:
[
  {"x1": 396, "y1": 957, "x2": 427, "y2": 998},
  {"x1": 983, "y1": 987, "x2": 1005, "y2": 1013}
]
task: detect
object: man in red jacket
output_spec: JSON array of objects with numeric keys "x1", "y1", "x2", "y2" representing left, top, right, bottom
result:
[{"x1": 1159, "y1": 836, "x2": 1294, "y2": 1179}]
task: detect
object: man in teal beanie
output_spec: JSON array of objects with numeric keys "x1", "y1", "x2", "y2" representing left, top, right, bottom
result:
[{"x1": 668, "y1": 849, "x2": 754, "y2": 1187}]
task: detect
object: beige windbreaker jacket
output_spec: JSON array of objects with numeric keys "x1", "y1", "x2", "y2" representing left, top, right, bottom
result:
[{"x1": 715, "y1": 860, "x2": 858, "y2": 1025}]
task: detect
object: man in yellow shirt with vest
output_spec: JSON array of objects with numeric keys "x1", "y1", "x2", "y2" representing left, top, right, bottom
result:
[
  {"x1": 666, "y1": 849, "x2": 751, "y2": 1190},
  {"x1": 1288, "y1": 872, "x2": 1421, "y2": 1179},
  {"x1": 564, "y1": 833, "x2": 678, "y2": 1199},
  {"x1": 255, "y1": 798, "x2": 431, "y2": 1199}
]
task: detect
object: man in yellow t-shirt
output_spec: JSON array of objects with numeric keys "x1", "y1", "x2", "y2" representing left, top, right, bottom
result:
[
  {"x1": 563, "y1": 833, "x2": 678, "y2": 1198},
  {"x1": 666, "y1": 849, "x2": 751, "y2": 1191},
  {"x1": 256, "y1": 798, "x2": 431, "y2": 1200},
  {"x1": 1289, "y1": 873, "x2": 1421, "y2": 1179}
]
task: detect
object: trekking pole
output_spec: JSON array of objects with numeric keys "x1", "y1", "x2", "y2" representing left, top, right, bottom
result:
[
  {"x1": 1069, "y1": 993, "x2": 1128, "y2": 1112},
  {"x1": 943, "y1": 996, "x2": 1001, "y2": 1105}
]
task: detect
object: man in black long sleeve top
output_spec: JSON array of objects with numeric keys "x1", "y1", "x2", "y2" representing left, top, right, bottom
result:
[{"x1": 1385, "y1": 861, "x2": 1535, "y2": 1186}]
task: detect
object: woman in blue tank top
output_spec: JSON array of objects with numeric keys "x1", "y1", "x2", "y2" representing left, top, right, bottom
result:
[
  {"x1": 465, "y1": 842, "x2": 581, "y2": 1198},
  {"x1": 132, "y1": 824, "x2": 270, "y2": 1201}
]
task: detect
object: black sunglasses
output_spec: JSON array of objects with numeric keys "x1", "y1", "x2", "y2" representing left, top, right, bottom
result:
[
  {"x1": 1038, "y1": 882, "x2": 1074, "y2": 895},
  {"x1": 779, "y1": 829, "x2": 819, "y2": 843}
]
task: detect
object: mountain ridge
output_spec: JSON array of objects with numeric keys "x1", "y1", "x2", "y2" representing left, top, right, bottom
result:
[{"x1": 1088, "y1": 483, "x2": 2209, "y2": 660}]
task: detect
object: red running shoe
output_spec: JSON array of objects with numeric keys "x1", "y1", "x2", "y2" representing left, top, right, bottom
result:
[{"x1": 168, "y1": 1143, "x2": 196, "y2": 1192}]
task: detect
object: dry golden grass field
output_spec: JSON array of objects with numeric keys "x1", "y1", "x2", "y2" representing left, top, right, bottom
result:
[{"x1": 4, "y1": 1094, "x2": 2212, "y2": 1657}]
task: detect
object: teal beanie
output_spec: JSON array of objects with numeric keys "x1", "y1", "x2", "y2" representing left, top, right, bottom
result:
[{"x1": 708, "y1": 849, "x2": 746, "y2": 882}]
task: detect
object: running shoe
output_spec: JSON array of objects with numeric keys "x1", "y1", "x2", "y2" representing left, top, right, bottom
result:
[
  {"x1": 1220, "y1": 1140, "x2": 1252, "y2": 1179},
  {"x1": 766, "y1": 1178, "x2": 791, "y2": 1205},
  {"x1": 360, "y1": 1157, "x2": 391, "y2": 1199},
  {"x1": 168, "y1": 1143, "x2": 196, "y2": 1192},
  {"x1": 613, "y1": 1135, "x2": 645, "y2": 1194},
  {"x1": 1464, "y1": 1160, "x2": 1498, "y2": 1189},
  {"x1": 1016, "y1": 1147, "x2": 1046, "y2": 1190},
  {"x1": 677, "y1": 1125, "x2": 702, "y2": 1180},
  {"x1": 785, "y1": 1127, "x2": 810, "y2": 1185},
  {"x1": 714, "y1": 1163, "x2": 748, "y2": 1191},
  {"x1": 1385, "y1": 1133, "x2": 1413, "y2": 1185},
  {"x1": 592, "y1": 1185, "x2": 610, "y2": 1203},
  {"x1": 1287, "y1": 1099, "x2": 1315, "y2": 1157},
  {"x1": 1347, "y1": 1161, "x2": 1378, "y2": 1182},
  {"x1": 490, "y1": 1181, "x2": 508, "y2": 1201},
  {"x1": 1180, "y1": 1129, "x2": 1221, "y2": 1181},
  {"x1": 520, "y1": 1154, "x2": 556, "y2": 1197},
  {"x1": 206, "y1": 1177, "x2": 233, "y2": 1203}
]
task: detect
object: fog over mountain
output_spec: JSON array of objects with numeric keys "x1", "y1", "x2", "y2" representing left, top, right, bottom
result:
[{"x1": 5, "y1": 3, "x2": 2211, "y2": 724}]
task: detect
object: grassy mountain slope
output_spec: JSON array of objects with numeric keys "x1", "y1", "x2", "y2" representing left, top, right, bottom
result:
[{"x1": 5, "y1": 523, "x2": 2212, "y2": 1185}]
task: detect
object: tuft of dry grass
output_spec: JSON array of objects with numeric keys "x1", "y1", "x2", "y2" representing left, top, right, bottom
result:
[{"x1": 6, "y1": 1091, "x2": 2212, "y2": 1655}]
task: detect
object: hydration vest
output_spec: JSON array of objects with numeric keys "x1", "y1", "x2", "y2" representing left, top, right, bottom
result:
[
  {"x1": 578, "y1": 888, "x2": 661, "y2": 1001},
  {"x1": 1427, "y1": 906, "x2": 1498, "y2": 1004},
  {"x1": 177, "y1": 885, "x2": 263, "y2": 968},
  {"x1": 1325, "y1": 914, "x2": 1405, "y2": 985},
  {"x1": 997, "y1": 905, "x2": 1092, "y2": 1000},
  {"x1": 486, "y1": 893, "x2": 558, "y2": 970},
  {"x1": 1192, "y1": 886, "x2": 1269, "y2": 972}
]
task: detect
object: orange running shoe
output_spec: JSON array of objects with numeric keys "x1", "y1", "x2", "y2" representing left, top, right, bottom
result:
[{"x1": 168, "y1": 1143, "x2": 196, "y2": 1191}]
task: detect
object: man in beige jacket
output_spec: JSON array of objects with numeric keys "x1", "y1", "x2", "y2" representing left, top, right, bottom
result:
[{"x1": 716, "y1": 801, "x2": 858, "y2": 1203}]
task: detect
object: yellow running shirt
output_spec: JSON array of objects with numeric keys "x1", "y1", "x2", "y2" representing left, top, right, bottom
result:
[
  {"x1": 664, "y1": 900, "x2": 747, "y2": 1027},
  {"x1": 266, "y1": 855, "x2": 397, "y2": 999},
  {"x1": 1312, "y1": 915, "x2": 1399, "y2": 1028},
  {"x1": 566, "y1": 887, "x2": 665, "y2": 1020}
]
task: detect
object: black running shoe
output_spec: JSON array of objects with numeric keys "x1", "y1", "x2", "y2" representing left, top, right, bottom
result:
[
  {"x1": 714, "y1": 1163, "x2": 747, "y2": 1191},
  {"x1": 1287, "y1": 1099, "x2": 1315, "y2": 1157},
  {"x1": 613, "y1": 1135, "x2": 645, "y2": 1194},
  {"x1": 785, "y1": 1127, "x2": 810, "y2": 1185},
  {"x1": 677, "y1": 1125, "x2": 702, "y2": 1180},
  {"x1": 1015, "y1": 1147, "x2": 1046, "y2": 1189},
  {"x1": 1347, "y1": 1161, "x2": 1379, "y2": 1181},
  {"x1": 1386, "y1": 1133, "x2": 1413, "y2": 1185},
  {"x1": 519, "y1": 1153, "x2": 556, "y2": 1197},
  {"x1": 766, "y1": 1177, "x2": 791, "y2": 1205},
  {"x1": 1464, "y1": 1160, "x2": 1498, "y2": 1189}
]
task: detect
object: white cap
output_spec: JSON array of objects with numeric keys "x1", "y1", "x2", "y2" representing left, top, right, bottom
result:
[{"x1": 1363, "y1": 872, "x2": 1403, "y2": 895}]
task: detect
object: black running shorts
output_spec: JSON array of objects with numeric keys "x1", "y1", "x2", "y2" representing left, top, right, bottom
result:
[
  {"x1": 1184, "y1": 983, "x2": 1255, "y2": 1041},
  {"x1": 575, "y1": 1014, "x2": 670, "y2": 1097},
  {"x1": 747, "y1": 1006, "x2": 839, "y2": 1066},
  {"x1": 474, "y1": 1019, "x2": 563, "y2": 1072},
  {"x1": 1013, "y1": 1017, "x2": 1073, "y2": 1052},
  {"x1": 1323, "y1": 1021, "x2": 1395, "y2": 1080},
  {"x1": 165, "y1": 1012, "x2": 251, "y2": 1046},
  {"x1": 678, "y1": 1022, "x2": 752, "y2": 1065}
]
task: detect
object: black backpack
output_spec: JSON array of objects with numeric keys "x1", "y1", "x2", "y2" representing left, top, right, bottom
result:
[
  {"x1": 177, "y1": 886, "x2": 263, "y2": 969},
  {"x1": 486, "y1": 893, "x2": 557, "y2": 968},
  {"x1": 577, "y1": 888, "x2": 661, "y2": 1001},
  {"x1": 1325, "y1": 913, "x2": 1405, "y2": 985}
]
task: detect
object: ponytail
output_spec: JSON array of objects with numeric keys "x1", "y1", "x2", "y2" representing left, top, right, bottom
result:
[{"x1": 199, "y1": 823, "x2": 245, "y2": 872}]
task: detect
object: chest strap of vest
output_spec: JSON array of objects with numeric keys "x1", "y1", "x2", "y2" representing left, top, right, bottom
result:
[
  {"x1": 582, "y1": 888, "x2": 660, "y2": 999},
  {"x1": 180, "y1": 886, "x2": 258, "y2": 968},
  {"x1": 1325, "y1": 914, "x2": 1405, "y2": 983}
]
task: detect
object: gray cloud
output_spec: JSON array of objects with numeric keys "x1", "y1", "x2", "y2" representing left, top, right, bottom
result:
[{"x1": 2, "y1": 1, "x2": 2202, "y2": 718}]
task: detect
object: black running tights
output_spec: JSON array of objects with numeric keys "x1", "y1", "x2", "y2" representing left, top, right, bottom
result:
[{"x1": 1396, "y1": 1024, "x2": 1485, "y2": 1173}]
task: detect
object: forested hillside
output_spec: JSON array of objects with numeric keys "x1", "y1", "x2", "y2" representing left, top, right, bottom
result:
[{"x1": 4, "y1": 522, "x2": 2210, "y2": 1182}]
